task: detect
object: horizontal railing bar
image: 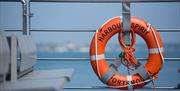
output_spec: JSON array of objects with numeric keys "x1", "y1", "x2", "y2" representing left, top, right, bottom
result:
[
  {"x1": 5, "y1": 29, "x2": 96, "y2": 32},
  {"x1": 157, "y1": 29, "x2": 180, "y2": 32},
  {"x1": 30, "y1": 0, "x2": 180, "y2": 3},
  {"x1": 17, "y1": 57, "x2": 180, "y2": 61},
  {"x1": 5, "y1": 29, "x2": 180, "y2": 32},
  {"x1": 64, "y1": 86, "x2": 180, "y2": 89},
  {"x1": 1, "y1": 0, "x2": 180, "y2": 3}
]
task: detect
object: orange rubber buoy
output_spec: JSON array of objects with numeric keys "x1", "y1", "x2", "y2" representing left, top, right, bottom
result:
[{"x1": 89, "y1": 16, "x2": 164, "y2": 90}]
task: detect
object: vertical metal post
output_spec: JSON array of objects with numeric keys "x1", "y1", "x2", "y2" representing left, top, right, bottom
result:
[
  {"x1": 122, "y1": 0, "x2": 131, "y2": 46},
  {"x1": 29, "y1": 1, "x2": 31, "y2": 35},
  {"x1": 10, "y1": 35, "x2": 17, "y2": 82},
  {"x1": 21, "y1": 0, "x2": 30, "y2": 35}
]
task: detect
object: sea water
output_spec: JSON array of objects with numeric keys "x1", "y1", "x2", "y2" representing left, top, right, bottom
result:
[{"x1": 34, "y1": 50, "x2": 180, "y2": 91}]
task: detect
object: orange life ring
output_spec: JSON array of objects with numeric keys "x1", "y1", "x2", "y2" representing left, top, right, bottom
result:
[{"x1": 89, "y1": 16, "x2": 164, "y2": 90}]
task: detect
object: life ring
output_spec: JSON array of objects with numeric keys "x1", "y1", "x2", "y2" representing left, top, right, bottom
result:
[{"x1": 89, "y1": 16, "x2": 164, "y2": 90}]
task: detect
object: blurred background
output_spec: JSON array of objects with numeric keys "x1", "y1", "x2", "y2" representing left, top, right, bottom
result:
[{"x1": 0, "y1": 1, "x2": 180, "y2": 91}]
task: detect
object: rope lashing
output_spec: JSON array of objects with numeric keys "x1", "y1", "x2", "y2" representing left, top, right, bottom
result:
[{"x1": 118, "y1": 29, "x2": 138, "y2": 67}]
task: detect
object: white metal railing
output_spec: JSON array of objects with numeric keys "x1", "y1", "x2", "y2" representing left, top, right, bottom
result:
[
  {"x1": 17, "y1": 57, "x2": 180, "y2": 61},
  {"x1": 1, "y1": 0, "x2": 180, "y2": 3},
  {"x1": 4, "y1": 28, "x2": 180, "y2": 32},
  {"x1": 30, "y1": 0, "x2": 180, "y2": 3},
  {"x1": 64, "y1": 86, "x2": 180, "y2": 89}
]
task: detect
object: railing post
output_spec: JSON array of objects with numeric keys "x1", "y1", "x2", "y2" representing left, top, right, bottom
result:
[
  {"x1": 122, "y1": 0, "x2": 131, "y2": 46},
  {"x1": 21, "y1": 0, "x2": 30, "y2": 35}
]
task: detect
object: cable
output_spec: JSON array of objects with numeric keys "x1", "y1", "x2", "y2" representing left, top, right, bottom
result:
[{"x1": 150, "y1": 25, "x2": 165, "y2": 64}]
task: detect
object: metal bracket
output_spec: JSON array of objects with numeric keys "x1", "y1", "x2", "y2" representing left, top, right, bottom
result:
[
  {"x1": 17, "y1": 36, "x2": 37, "y2": 72},
  {"x1": 122, "y1": 0, "x2": 131, "y2": 46}
]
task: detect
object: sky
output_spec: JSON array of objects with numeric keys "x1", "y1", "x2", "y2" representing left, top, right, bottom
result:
[{"x1": 0, "y1": 2, "x2": 180, "y2": 46}]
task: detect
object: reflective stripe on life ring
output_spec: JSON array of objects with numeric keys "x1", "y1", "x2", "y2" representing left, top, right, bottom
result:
[{"x1": 89, "y1": 16, "x2": 164, "y2": 90}]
